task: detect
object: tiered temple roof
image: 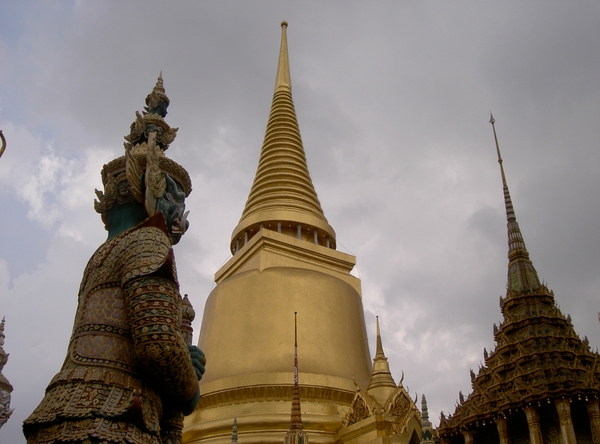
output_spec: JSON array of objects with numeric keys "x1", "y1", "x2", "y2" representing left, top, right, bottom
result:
[{"x1": 437, "y1": 115, "x2": 600, "y2": 444}]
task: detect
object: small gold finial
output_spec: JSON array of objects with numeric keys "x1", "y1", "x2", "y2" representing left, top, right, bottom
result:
[
  {"x1": 375, "y1": 316, "x2": 385, "y2": 358},
  {"x1": 281, "y1": 21, "x2": 288, "y2": 28}
]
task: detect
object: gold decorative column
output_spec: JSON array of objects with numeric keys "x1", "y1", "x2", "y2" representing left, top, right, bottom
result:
[
  {"x1": 495, "y1": 417, "x2": 510, "y2": 444},
  {"x1": 461, "y1": 430, "x2": 475, "y2": 444},
  {"x1": 587, "y1": 400, "x2": 600, "y2": 444},
  {"x1": 523, "y1": 406, "x2": 544, "y2": 444},
  {"x1": 555, "y1": 399, "x2": 577, "y2": 444}
]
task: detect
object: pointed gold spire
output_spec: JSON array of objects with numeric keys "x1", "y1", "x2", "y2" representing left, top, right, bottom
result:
[
  {"x1": 230, "y1": 22, "x2": 336, "y2": 254},
  {"x1": 490, "y1": 114, "x2": 541, "y2": 295},
  {"x1": 275, "y1": 22, "x2": 291, "y2": 93},
  {"x1": 285, "y1": 312, "x2": 308, "y2": 444},
  {"x1": 366, "y1": 316, "x2": 396, "y2": 406},
  {"x1": 374, "y1": 315, "x2": 385, "y2": 359}
]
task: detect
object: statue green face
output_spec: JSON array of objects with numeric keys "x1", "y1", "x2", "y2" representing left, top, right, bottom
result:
[{"x1": 156, "y1": 174, "x2": 189, "y2": 245}]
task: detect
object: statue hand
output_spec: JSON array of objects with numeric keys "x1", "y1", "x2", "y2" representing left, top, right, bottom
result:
[
  {"x1": 188, "y1": 345, "x2": 206, "y2": 381},
  {"x1": 181, "y1": 387, "x2": 200, "y2": 416}
]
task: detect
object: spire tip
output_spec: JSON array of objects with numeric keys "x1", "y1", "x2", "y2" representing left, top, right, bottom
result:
[{"x1": 281, "y1": 21, "x2": 288, "y2": 28}]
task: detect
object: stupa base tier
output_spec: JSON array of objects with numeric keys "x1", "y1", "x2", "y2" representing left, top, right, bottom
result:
[{"x1": 183, "y1": 384, "x2": 355, "y2": 444}]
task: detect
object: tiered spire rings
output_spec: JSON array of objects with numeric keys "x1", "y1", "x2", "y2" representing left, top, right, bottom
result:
[
  {"x1": 231, "y1": 22, "x2": 336, "y2": 254},
  {"x1": 490, "y1": 114, "x2": 541, "y2": 294}
]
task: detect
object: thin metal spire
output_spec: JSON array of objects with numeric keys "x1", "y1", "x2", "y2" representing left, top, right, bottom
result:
[
  {"x1": 489, "y1": 114, "x2": 541, "y2": 294},
  {"x1": 294, "y1": 312, "x2": 298, "y2": 385},
  {"x1": 285, "y1": 312, "x2": 307, "y2": 443},
  {"x1": 230, "y1": 417, "x2": 238, "y2": 443}
]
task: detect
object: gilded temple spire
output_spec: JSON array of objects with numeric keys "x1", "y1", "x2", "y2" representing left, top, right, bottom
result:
[
  {"x1": 231, "y1": 21, "x2": 336, "y2": 254},
  {"x1": 421, "y1": 395, "x2": 435, "y2": 443},
  {"x1": 285, "y1": 313, "x2": 308, "y2": 444},
  {"x1": 490, "y1": 113, "x2": 541, "y2": 294},
  {"x1": 367, "y1": 317, "x2": 397, "y2": 406}
]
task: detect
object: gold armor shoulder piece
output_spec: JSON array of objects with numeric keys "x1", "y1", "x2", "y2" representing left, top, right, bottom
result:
[{"x1": 119, "y1": 225, "x2": 171, "y2": 285}]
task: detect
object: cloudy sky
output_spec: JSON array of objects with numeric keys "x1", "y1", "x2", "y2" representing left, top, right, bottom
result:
[{"x1": 1, "y1": 2, "x2": 599, "y2": 442}]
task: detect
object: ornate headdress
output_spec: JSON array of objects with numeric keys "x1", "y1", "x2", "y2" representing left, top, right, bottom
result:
[{"x1": 94, "y1": 73, "x2": 191, "y2": 227}]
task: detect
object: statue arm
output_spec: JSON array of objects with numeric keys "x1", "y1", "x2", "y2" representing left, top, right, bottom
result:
[
  {"x1": 124, "y1": 274, "x2": 199, "y2": 408},
  {"x1": 120, "y1": 223, "x2": 200, "y2": 410}
]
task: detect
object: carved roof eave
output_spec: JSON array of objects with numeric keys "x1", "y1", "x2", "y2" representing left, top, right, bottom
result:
[
  {"x1": 440, "y1": 294, "x2": 600, "y2": 436},
  {"x1": 343, "y1": 389, "x2": 377, "y2": 427},
  {"x1": 343, "y1": 382, "x2": 421, "y2": 427},
  {"x1": 439, "y1": 390, "x2": 600, "y2": 435}
]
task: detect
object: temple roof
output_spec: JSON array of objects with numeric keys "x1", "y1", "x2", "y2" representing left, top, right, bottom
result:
[
  {"x1": 438, "y1": 116, "x2": 600, "y2": 437},
  {"x1": 230, "y1": 22, "x2": 336, "y2": 254}
]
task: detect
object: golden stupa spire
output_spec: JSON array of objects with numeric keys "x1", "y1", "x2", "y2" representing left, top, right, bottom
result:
[
  {"x1": 285, "y1": 312, "x2": 308, "y2": 444},
  {"x1": 490, "y1": 113, "x2": 541, "y2": 294},
  {"x1": 230, "y1": 21, "x2": 336, "y2": 254},
  {"x1": 366, "y1": 316, "x2": 396, "y2": 406}
]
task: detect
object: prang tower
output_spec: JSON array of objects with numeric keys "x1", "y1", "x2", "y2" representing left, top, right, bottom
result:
[{"x1": 184, "y1": 23, "x2": 374, "y2": 443}]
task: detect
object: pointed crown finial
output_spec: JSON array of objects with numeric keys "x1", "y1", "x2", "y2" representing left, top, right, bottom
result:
[{"x1": 145, "y1": 71, "x2": 170, "y2": 116}]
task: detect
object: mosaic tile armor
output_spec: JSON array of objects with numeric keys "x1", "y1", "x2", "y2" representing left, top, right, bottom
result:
[{"x1": 23, "y1": 213, "x2": 198, "y2": 444}]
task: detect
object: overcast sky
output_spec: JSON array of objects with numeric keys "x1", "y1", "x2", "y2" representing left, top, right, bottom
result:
[{"x1": 1, "y1": 2, "x2": 599, "y2": 442}]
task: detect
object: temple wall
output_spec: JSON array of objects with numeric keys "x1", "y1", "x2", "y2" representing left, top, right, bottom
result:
[
  {"x1": 540, "y1": 403, "x2": 562, "y2": 443},
  {"x1": 474, "y1": 423, "x2": 499, "y2": 444},
  {"x1": 507, "y1": 411, "x2": 530, "y2": 444},
  {"x1": 573, "y1": 400, "x2": 594, "y2": 444}
]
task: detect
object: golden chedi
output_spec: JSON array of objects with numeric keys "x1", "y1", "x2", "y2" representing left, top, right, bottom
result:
[{"x1": 184, "y1": 22, "x2": 373, "y2": 443}]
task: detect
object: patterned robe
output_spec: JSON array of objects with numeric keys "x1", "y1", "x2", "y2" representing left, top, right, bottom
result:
[{"x1": 24, "y1": 214, "x2": 198, "y2": 444}]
